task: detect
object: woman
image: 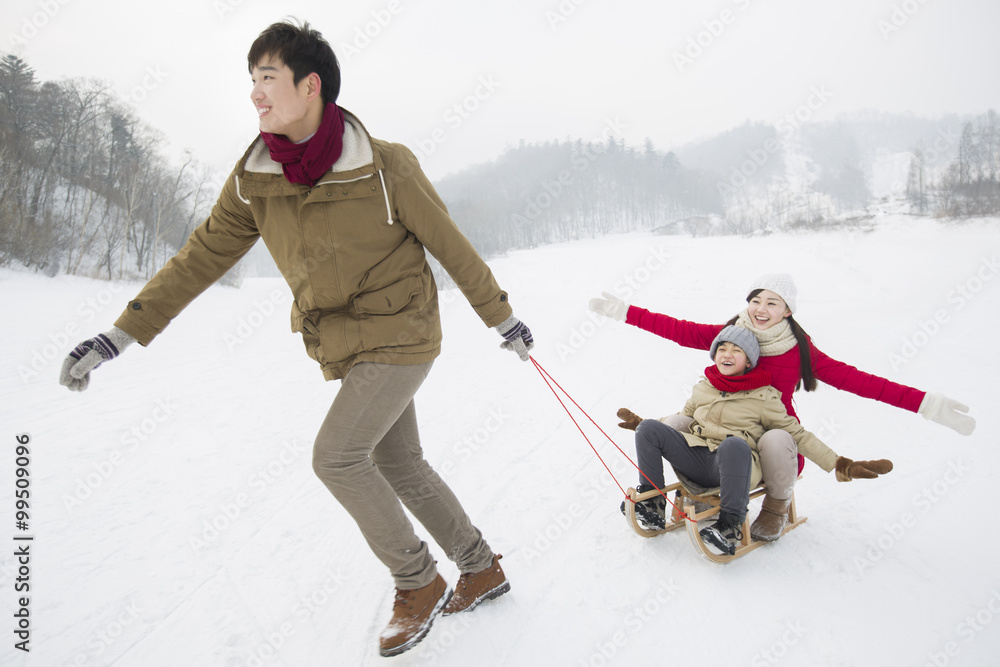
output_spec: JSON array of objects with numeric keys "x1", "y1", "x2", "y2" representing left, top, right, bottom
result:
[
  {"x1": 590, "y1": 273, "x2": 974, "y2": 541},
  {"x1": 619, "y1": 325, "x2": 891, "y2": 555}
]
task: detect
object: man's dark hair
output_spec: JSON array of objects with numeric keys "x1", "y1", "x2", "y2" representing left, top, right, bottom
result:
[{"x1": 248, "y1": 20, "x2": 341, "y2": 105}]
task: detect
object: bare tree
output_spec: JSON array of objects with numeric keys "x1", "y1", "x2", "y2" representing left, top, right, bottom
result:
[
  {"x1": 943, "y1": 110, "x2": 1000, "y2": 215},
  {"x1": 0, "y1": 54, "x2": 215, "y2": 276},
  {"x1": 906, "y1": 148, "x2": 927, "y2": 214}
]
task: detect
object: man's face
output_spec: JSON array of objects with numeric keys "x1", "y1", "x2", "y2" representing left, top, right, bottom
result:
[{"x1": 250, "y1": 55, "x2": 318, "y2": 142}]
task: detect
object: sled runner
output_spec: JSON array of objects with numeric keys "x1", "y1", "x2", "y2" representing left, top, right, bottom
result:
[{"x1": 624, "y1": 480, "x2": 807, "y2": 563}]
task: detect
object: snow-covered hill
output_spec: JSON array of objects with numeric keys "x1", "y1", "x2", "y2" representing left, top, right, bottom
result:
[{"x1": 1, "y1": 216, "x2": 998, "y2": 666}]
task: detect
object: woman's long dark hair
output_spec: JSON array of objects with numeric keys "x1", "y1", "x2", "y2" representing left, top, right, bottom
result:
[{"x1": 726, "y1": 289, "x2": 817, "y2": 392}]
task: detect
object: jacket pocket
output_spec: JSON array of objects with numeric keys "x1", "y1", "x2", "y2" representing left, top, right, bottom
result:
[
  {"x1": 353, "y1": 275, "x2": 423, "y2": 316},
  {"x1": 354, "y1": 274, "x2": 438, "y2": 352},
  {"x1": 290, "y1": 302, "x2": 326, "y2": 364},
  {"x1": 290, "y1": 301, "x2": 309, "y2": 333}
]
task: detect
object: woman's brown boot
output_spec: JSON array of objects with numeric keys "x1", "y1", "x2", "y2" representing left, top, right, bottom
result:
[{"x1": 750, "y1": 494, "x2": 789, "y2": 542}]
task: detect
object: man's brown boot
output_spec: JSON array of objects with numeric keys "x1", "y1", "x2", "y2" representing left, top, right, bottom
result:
[
  {"x1": 379, "y1": 574, "x2": 452, "y2": 657},
  {"x1": 442, "y1": 554, "x2": 510, "y2": 615},
  {"x1": 750, "y1": 494, "x2": 790, "y2": 542}
]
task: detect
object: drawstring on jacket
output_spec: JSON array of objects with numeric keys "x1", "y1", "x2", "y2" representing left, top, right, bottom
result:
[
  {"x1": 378, "y1": 169, "x2": 393, "y2": 225},
  {"x1": 235, "y1": 174, "x2": 251, "y2": 205}
]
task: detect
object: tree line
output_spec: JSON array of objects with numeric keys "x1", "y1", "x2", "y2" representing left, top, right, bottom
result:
[
  {"x1": 909, "y1": 110, "x2": 1000, "y2": 216},
  {"x1": 0, "y1": 54, "x2": 215, "y2": 279},
  {"x1": 2, "y1": 50, "x2": 994, "y2": 285},
  {"x1": 434, "y1": 136, "x2": 724, "y2": 258}
]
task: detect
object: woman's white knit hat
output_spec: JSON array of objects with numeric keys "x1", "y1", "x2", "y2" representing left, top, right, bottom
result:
[{"x1": 749, "y1": 273, "x2": 797, "y2": 313}]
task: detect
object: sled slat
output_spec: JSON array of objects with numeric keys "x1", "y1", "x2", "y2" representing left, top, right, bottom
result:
[{"x1": 625, "y1": 480, "x2": 807, "y2": 563}]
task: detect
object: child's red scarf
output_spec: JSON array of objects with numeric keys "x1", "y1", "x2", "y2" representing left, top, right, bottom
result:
[{"x1": 704, "y1": 365, "x2": 772, "y2": 393}]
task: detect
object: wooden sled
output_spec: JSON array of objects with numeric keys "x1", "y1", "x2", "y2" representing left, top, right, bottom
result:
[{"x1": 625, "y1": 480, "x2": 807, "y2": 563}]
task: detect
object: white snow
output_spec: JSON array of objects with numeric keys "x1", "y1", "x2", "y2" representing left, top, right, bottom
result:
[{"x1": 2, "y1": 215, "x2": 999, "y2": 666}]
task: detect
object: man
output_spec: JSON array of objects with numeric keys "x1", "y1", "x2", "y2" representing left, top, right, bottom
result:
[{"x1": 60, "y1": 20, "x2": 531, "y2": 658}]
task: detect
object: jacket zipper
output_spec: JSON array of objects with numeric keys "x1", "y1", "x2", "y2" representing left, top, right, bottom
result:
[
  {"x1": 236, "y1": 170, "x2": 394, "y2": 226},
  {"x1": 313, "y1": 171, "x2": 395, "y2": 226},
  {"x1": 314, "y1": 174, "x2": 375, "y2": 187}
]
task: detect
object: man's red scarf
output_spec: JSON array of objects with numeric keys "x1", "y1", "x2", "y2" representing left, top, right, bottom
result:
[
  {"x1": 704, "y1": 365, "x2": 772, "y2": 393},
  {"x1": 260, "y1": 103, "x2": 345, "y2": 187}
]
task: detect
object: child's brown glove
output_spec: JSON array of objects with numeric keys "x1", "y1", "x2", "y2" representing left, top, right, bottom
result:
[
  {"x1": 616, "y1": 408, "x2": 643, "y2": 431},
  {"x1": 835, "y1": 456, "x2": 894, "y2": 482}
]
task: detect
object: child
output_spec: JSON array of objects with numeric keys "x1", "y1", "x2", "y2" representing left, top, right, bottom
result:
[{"x1": 619, "y1": 326, "x2": 892, "y2": 555}]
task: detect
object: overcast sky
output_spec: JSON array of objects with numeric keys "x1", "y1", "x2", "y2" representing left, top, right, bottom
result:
[{"x1": 3, "y1": 0, "x2": 998, "y2": 181}]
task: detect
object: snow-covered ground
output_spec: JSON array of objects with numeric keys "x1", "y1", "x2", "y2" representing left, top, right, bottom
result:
[{"x1": 2, "y1": 216, "x2": 998, "y2": 666}]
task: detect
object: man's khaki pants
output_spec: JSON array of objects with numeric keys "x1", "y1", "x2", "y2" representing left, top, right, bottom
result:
[{"x1": 312, "y1": 361, "x2": 495, "y2": 590}]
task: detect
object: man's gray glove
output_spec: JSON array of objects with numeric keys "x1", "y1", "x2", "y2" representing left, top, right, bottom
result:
[
  {"x1": 496, "y1": 315, "x2": 534, "y2": 362},
  {"x1": 60, "y1": 327, "x2": 136, "y2": 391},
  {"x1": 588, "y1": 291, "x2": 628, "y2": 321}
]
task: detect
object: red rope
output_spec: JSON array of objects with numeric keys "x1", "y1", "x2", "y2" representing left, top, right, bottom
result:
[
  {"x1": 529, "y1": 356, "x2": 627, "y2": 497},
  {"x1": 529, "y1": 356, "x2": 694, "y2": 522}
]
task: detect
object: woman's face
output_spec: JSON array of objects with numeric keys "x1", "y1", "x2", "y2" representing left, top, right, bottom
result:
[
  {"x1": 715, "y1": 342, "x2": 751, "y2": 376},
  {"x1": 746, "y1": 289, "x2": 791, "y2": 331}
]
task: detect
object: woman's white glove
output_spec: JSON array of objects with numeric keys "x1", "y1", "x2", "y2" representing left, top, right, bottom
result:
[
  {"x1": 59, "y1": 326, "x2": 136, "y2": 391},
  {"x1": 588, "y1": 291, "x2": 628, "y2": 321},
  {"x1": 918, "y1": 393, "x2": 975, "y2": 436}
]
